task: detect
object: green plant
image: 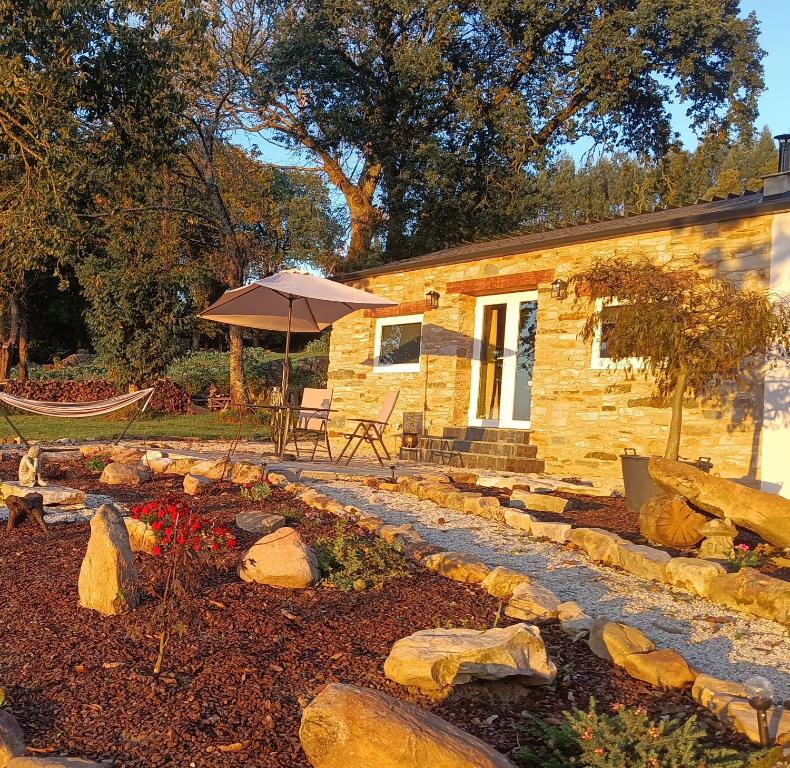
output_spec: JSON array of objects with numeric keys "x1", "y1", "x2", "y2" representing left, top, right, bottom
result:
[
  {"x1": 240, "y1": 480, "x2": 272, "y2": 503},
  {"x1": 516, "y1": 698, "x2": 751, "y2": 768},
  {"x1": 84, "y1": 454, "x2": 112, "y2": 474},
  {"x1": 726, "y1": 543, "x2": 769, "y2": 572},
  {"x1": 314, "y1": 521, "x2": 410, "y2": 591}
]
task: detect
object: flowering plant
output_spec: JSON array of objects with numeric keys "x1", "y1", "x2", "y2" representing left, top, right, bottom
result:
[
  {"x1": 131, "y1": 496, "x2": 236, "y2": 555},
  {"x1": 726, "y1": 542, "x2": 768, "y2": 572},
  {"x1": 240, "y1": 480, "x2": 272, "y2": 503}
]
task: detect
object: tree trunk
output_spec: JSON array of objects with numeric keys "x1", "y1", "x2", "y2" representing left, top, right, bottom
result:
[
  {"x1": 0, "y1": 293, "x2": 20, "y2": 381},
  {"x1": 664, "y1": 366, "x2": 688, "y2": 461},
  {"x1": 346, "y1": 193, "x2": 382, "y2": 269},
  {"x1": 17, "y1": 300, "x2": 28, "y2": 381},
  {"x1": 228, "y1": 325, "x2": 246, "y2": 406}
]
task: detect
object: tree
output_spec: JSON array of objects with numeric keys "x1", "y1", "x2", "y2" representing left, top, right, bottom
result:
[
  {"x1": 571, "y1": 254, "x2": 790, "y2": 461},
  {"x1": 251, "y1": 0, "x2": 764, "y2": 267}
]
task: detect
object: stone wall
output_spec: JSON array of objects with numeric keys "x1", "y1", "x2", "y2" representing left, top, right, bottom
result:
[{"x1": 327, "y1": 213, "x2": 774, "y2": 489}]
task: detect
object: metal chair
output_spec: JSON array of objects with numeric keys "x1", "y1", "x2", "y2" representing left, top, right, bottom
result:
[
  {"x1": 336, "y1": 391, "x2": 399, "y2": 466},
  {"x1": 288, "y1": 387, "x2": 333, "y2": 461}
]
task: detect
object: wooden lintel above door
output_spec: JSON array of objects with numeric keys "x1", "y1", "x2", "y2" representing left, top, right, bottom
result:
[{"x1": 446, "y1": 269, "x2": 555, "y2": 297}]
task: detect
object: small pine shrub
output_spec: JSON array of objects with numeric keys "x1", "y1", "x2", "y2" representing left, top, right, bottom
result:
[
  {"x1": 314, "y1": 521, "x2": 411, "y2": 591},
  {"x1": 85, "y1": 454, "x2": 112, "y2": 474},
  {"x1": 516, "y1": 698, "x2": 752, "y2": 768}
]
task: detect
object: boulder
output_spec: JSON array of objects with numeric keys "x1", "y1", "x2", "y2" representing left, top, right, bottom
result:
[
  {"x1": 124, "y1": 517, "x2": 157, "y2": 554},
  {"x1": 610, "y1": 542, "x2": 671, "y2": 583},
  {"x1": 557, "y1": 601, "x2": 594, "y2": 640},
  {"x1": 587, "y1": 618, "x2": 655, "y2": 664},
  {"x1": 230, "y1": 462, "x2": 265, "y2": 485},
  {"x1": 665, "y1": 558, "x2": 726, "y2": 597},
  {"x1": 648, "y1": 457, "x2": 790, "y2": 549},
  {"x1": 504, "y1": 582, "x2": 561, "y2": 621},
  {"x1": 7, "y1": 759, "x2": 102, "y2": 767},
  {"x1": 240, "y1": 527, "x2": 319, "y2": 588},
  {"x1": 183, "y1": 473, "x2": 211, "y2": 496},
  {"x1": 145, "y1": 457, "x2": 174, "y2": 475},
  {"x1": 706, "y1": 568, "x2": 790, "y2": 627},
  {"x1": 621, "y1": 648, "x2": 697, "y2": 689},
  {"x1": 480, "y1": 566, "x2": 532, "y2": 600},
  {"x1": 725, "y1": 702, "x2": 790, "y2": 746},
  {"x1": 1, "y1": 481, "x2": 85, "y2": 507},
  {"x1": 509, "y1": 490, "x2": 570, "y2": 514},
  {"x1": 109, "y1": 446, "x2": 145, "y2": 464},
  {"x1": 0, "y1": 710, "x2": 25, "y2": 766},
  {"x1": 638, "y1": 493, "x2": 707, "y2": 548},
  {"x1": 299, "y1": 683, "x2": 516, "y2": 768},
  {"x1": 422, "y1": 552, "x2": 491, "y2": 584},
  {"x1": 383, "y1": 624, "x2": 556, "y2": 693},
  {"x1": 567, "y1": 528, "x2": 623, "y2": 562},
  {"x1": 235, "y1": 512, "x2": 285, "y2": 535},
  {"x1": 189, "y1": 459, "x2": 232, "y2": 481},
  {"x1": 463, "y1": 496, "x2": 503, "y2": 522},
  {"x1": 78, "y1": 504, "x2": 138, "y2": 616},
  {"x1": 503, "y1": 509, "x2": 534, "y2": 533},
  {"x1": 528, "y1": 520, "x2": 572, "y2": 543},
  {"x1": 164, "y1": 457, "x2": 199, "y2": 476},
  {"x1": 692, "y1": 674, "x2": 750, "y2": 716},
  {"x1": 99, "y1": 463, "x2": 151, "y2": 487}
]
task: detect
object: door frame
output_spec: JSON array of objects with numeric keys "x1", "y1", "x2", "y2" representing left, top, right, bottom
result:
[{"x1": 467, "y1": 290, "x2": 537, "y2": 429}]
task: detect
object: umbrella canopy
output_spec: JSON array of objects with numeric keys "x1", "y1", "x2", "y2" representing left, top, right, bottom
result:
[{"x1": 198, "y1": 270, "x2": 397, "y2": 332}]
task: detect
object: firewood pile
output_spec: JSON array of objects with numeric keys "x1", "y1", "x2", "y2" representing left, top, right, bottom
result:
[{"x1": 0, "y1": 378, "x2": 192, "y2": 415}]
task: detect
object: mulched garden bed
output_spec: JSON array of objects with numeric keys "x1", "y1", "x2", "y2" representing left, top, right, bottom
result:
[{"x1": 0, "y1": 458, "x2": 757, "y2": 766}]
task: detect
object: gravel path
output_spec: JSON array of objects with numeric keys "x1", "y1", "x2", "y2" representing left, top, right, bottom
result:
[{"x1": 316, "y1": 479, "x2": 790, "y2": 696}]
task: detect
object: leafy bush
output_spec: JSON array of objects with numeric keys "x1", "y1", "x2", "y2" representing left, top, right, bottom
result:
[
  {"x1": 85, "y1": 454, "x2": 112, "y2": 474},
  {"x1": 240, "y1": 480, "x2": 272, "y2": 503},
  {"x1": 314, "y1": 521, "x2": 410, "y2": 591},
  {"x1": 516, "y1": 699, "x2": 752, "y2": 768}
]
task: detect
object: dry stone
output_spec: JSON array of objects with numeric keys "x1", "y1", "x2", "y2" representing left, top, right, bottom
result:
[
  {"x1": 480, "y1": 566, "x2": 532, "y2": 600},
  {"x1": 190, "y1": 459, "x2": 232, "y2": 481},
  {"x1": 528, "y1": 519, "x2": 572, "y2": 543},
  {"x1": 145, "y1": 457, "x2": 173, "y2": 475},
  {"x1": 99, "y1": 463, "x2": 151, "y2": 487},
  {"x1": 78, "y1": 504, "x2": 138, "y2": 616},
  {"x1": 638, "y1": 493, "x2": 707, "y2": 548},
  {"x1": 299, "y1": 683, "x2": 516, "y2": 768},
  {"x1": 235, "y1": 512, "x2": 285, "y2": 535},
  {"x1": 230, "y1": 462, "x2": 265, "y2": 485},
  {"x1": 124, "y1": 518, "x2": 157, "y2": 554},
  {"x1": 383, "y1": 624, "x2": 556, "y2": 693},
  {"x1": 692, "y1": 674, "x2": 749, "y2": 716},
  {"x1": 706, "y1": 567, "x2": 790, "y2": 627},
  {"x1": 164, "y1": 457, "x2": 199, "y2": 476},
  {"x1": 725, "y1": 702, "x2": 790, "y2": 746},
  {"x1": 649, "y1": 457, "x2": 790, "y2": 548},
  {"x1": 504, "y1": 582, "x2": 561, "y2": 621},
  {"x1": 587, "y1": 618, "x2": 655, "y2": 664},
  {"x1": 1, "y1": 482, "x2": 85, "y2": 507},
  {"x1": 422, "y1": 551, "x2": 491, "y2": 584},
  {"x1": 183, "y1": 474, "x2": 211, "y2": 496},
  {"x1": 621, "y1": 648, "x2": 697, "y2": 689},
  {"x1": 611, "y1": 542, "x2": 671, "y2": 582},
  {"x1": 240, "y1": 527, "x2": 319, "y2": 588},
  {"x1": 557, "y1": 601, "x2": 593, "y2": 640},
  {"x1": 503, "y1": 509, "x2": 534, "y2": 533},
  {"x1": 509, "y1": 489, "x2": 570, "y2": 513},
  {"x1": 665, "y1": 558, "x2": 726, "y2": 597},
  {"x1": 0, "y1": 710, "x2": 25, "y2": 766},
  {"x1": 567, "y1": 527, "x2": 623, "y2": 562}
]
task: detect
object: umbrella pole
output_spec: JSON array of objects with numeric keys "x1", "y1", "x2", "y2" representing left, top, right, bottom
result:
[{"x1": 278, "y1": 297, "x2": 293, "y2": 459}]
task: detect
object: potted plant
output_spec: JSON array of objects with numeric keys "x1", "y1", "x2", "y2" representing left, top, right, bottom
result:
[{"x1": 571, "y1": 253, "x2": 790, "y2": 511}]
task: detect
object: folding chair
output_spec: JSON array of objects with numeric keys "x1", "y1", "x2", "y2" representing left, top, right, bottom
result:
[
  {"x1": 336, "y1": 391, "x2": 399, "y2": 466},
  {"x1": 288, "y1": 387, "x2": 333, "y2": 461}
]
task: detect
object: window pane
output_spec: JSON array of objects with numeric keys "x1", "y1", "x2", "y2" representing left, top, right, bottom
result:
[
  {"x1": 600, "y1": 305, "x2": 640, "y2": 359},
  {"x1": 513, "y1": 300, "x2": 537, "y2": 421},
  {"x1": 379, "y1": 322, "x2": 422, "y2": 365},
  {"x1": 476, "y1": 304, "x2": 506, "y2": 419}
]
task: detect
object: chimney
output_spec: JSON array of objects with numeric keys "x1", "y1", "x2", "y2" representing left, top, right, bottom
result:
[{"x1": 763, "y1": 134, "x2": 790, "y2": 197}]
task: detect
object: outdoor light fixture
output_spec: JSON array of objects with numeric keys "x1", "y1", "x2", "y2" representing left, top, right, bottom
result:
[
  {"x1": 775, "y1": 134, "x2": 790, "y2": 174},
  {"x1": 551, "y1": 278, "x2": 568, "y2": 300},
  {"x1": 745, "y1": 675, "x2": 775, "y2": 747},
  {"x1": 426, "y1": 290, "x2": 440, "y2": 309}
]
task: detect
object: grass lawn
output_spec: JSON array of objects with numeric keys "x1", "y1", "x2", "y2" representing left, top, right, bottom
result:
[{"x1": 0, "y1": 413, "x2": 271, "y2": 443}]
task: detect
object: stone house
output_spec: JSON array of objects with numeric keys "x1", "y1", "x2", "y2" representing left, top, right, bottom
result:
[{"x1": 327, "y1": 162, "x2": 790, "y2": 493}]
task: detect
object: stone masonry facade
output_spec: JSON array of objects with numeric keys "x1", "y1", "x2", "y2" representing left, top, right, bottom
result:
[{"x1": 327, "y1": 211, "x2": 776, "y2": 490}]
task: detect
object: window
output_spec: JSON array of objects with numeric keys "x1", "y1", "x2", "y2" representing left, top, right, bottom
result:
[
  {"x1": 373, "y1": 314, "x2": 423, "y2": 373},
  {"x1": 590, "y1": 299, "x2": 644, "y2": 370}
]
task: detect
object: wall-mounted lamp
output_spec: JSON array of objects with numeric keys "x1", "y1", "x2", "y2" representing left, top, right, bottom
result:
[
  {"x1": 551, "y1": 278, "x2": 568, "y2": 300},
  {"x1": 426, "y1": 290, "x2": 440, "y2": 309}
]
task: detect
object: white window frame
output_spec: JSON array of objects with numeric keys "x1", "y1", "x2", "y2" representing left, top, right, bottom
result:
[
  {"x1": 590, "y1": 298, "x2": 644, "y2": 371},
  {"x1": 373, "y1": 313, "x2": 424, "y2": 373}
]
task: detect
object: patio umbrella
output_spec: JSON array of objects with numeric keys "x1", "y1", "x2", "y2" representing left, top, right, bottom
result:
[{"x1": 198, "y1": 270, "x2": 396, "y2": 449}]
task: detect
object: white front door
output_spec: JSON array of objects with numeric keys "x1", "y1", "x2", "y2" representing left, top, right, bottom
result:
[{"x1": 468, "y1": 291, "x2": 538, "y2": 429}]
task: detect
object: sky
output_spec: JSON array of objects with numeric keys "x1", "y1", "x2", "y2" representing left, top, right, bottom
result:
[{"x1": 249, "y1": 0, "x2": 789, "y2": 171}]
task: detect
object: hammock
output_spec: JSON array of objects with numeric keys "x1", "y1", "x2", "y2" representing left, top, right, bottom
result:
[{"x1": 0, "y1": 387, "x2": 155, "y2": 446}]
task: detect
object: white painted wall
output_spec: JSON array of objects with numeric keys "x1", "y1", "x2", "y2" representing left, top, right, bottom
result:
[{"x1": 761, "y1": 210, "x2": 790, "y2": 496}]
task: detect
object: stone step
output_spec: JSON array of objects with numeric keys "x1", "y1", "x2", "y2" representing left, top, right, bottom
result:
[
  {"x1": 441, "y1": 426, "x2": 532, "y2": 444},
  {"x1": 419, "y1": 438, "x2": 538, "y2": 459},
  {"x1": 459, "y1": 454, "x2": 545, "y2": 473}
]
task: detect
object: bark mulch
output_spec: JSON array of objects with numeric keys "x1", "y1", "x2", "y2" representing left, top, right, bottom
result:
[{"x1": 0, "y1": 459, "x2": 755, "y2": 767}]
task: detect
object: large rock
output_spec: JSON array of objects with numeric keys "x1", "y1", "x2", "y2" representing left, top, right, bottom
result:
[
  {"x1": 1, "y1": 481, "x2": 85, "y2": 507},
  {"x1": 479, "y1": 566, "x2": 532, "y2": 600},
  {"x1": 503, "y1": 509, "x2": 535, "y2": 533},
  {"x1": 665, "y1": 558, "x2": 726, "y2": 597},
  {"x1": 299, "y1": 683, "x2": 516, "y2": 768},
  {"x1": 99, "y1": 463, "x2": 151, "y2": 487},
  {"x1": 638, "y1": 493, "x2": 707, "y2": 548},
  {"x1": 706, "y1": 567, "x2": 790, "y2": 627},
  {"x1": 528, "y1": 519, "x2": 572, "y2": 543},
  {"x1": 0, "y1": 710, "x2": 25, "y2": 766},
  {"x1": 610, "y1": 542, "x2": 671, "y2": 583},
  {"x1": 504, "y1": 582, "x2": 561, "y2": 621},
  {"x1": 383, "y1": 624, "x2": 556, "y2": 692},
  {"x1": 422, "y1": 552, "x2": 491, "y2": 584},
  {"x1": 648, "y1": 457, "x2": 790, "y2": 549},
  {"x1": 163, "y1": 457, "x2": 199, "y2": 476},
  {"x1": 124, "y1": 517, "x2": 157, "y2": 554},
  {"x1": 78, "y1": 504, "x2": 138, "y2": 616},
  {"x1": 509, "y1": 490, "x2": 570, "y2": 514},
  {"x1": 183, "y1": 473, "x2": 211, "y2": 496},
  {"x1": 230, "y1": 462, "x2": 265, "y2": 485},
  {"x1": 235, "y1": 511, "x2": 285, "y2": 535},
  {"x1": 240, "y1": 527, "x2": 319, "y2": 588},
  {"x1": 587, "y1": 618, "x2": 655, "y2": 664},
  {"x1": 557, "y1": 601, "x2": 594, "y2": 640},
  {"x1": 621, "y1": 648, "x2": 697, "y2": 689},
  {"x1": 567, "y1": 527, "x2": 623, "y2": 561}
]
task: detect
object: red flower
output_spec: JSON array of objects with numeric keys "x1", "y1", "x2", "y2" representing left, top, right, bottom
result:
[
  {"x1": 166, "y1": 504, "x2": 177, "y2": 515},
  {"x1": 151, "y1": 544, "x2": 162, "y2": 556},
  {"x1": 211, "y1": 542, "x2": 220, "y2": 551},
  {"x1": 245, "y1": 482, "x2": 253, "y2": 489},
  {"x1": 191, "y1": 541, "x2": 201, "y2": 552},
  {"x1": 156, "y1": 508, "x2": 166, "y2": 519},
  {"x1": 177, "y1": 533, "x2": 187, "y2": 545},
  {"x1": 190, "y1": 520, "x2": 201, "y2": 533},
  {"x1": 164, "y1": 526, "x2": 173, "y2": 536},
  {"x1": 226, "y1": 538, "x2": 236, "y2": 549},
  {"x1": 151, "y1": 521, "x2": 163, "y2": 532}
]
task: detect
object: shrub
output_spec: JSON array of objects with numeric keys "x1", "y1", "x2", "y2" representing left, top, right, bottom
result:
[
  {"x1": 84, "y1": 454, "x2": 112, "y2": 474},
  {"x1": 314, "y1": 521, "x2": 410, "y2": 590},
  {"x1": 240, "y1": 480, "x2": 272, "y2": 503},
  {"x1": 516, "y1": 699, "x2": 751, "y2": 768},
  {"x1": 726, "y1": 543, "x2": 770, "y2": 572}
]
